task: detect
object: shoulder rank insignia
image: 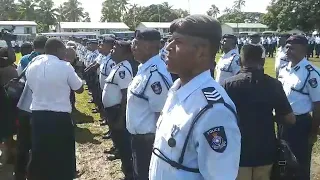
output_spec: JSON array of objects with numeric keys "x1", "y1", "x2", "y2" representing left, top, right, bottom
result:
[
  {"x1": 151, "y1": 81, "x2": 162, "y2": 94},
  {"x1": 202, "y1": 87, "x2": 224, "y2": 104},
  {"x1": 119, "y1": 71, "x2": 125, "y2": 79},
  {"x1": 150, "y1": 65, "x2": 158, "y2": 72},
  {"x1": 203, "y1": 126, "x2": 227, "y2": 153},
  {"x1": 306, "y1": 64, "x2": 314, "y2": 72},
  {"x1": 308, "y1": 78, "x2": 318, "y2": 88}
]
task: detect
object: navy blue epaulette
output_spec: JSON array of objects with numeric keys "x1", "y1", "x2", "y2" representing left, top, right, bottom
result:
[
  {"x1": 201, "y1": 87, "x2": 225, "y2": 105},
  {"x1": 305, "y1": 64, "x2": 314, "y2": 72}
]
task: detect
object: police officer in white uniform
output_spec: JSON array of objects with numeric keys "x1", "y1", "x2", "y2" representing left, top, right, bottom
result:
[
  {"x1": 149, "y1": 14, "x2": 241, "y2": 180},
  {"x1": 127, "y1": 29, "x2": 173, "y2": 180},
  {"x1": 275, "y1": 33, "x2": 291, "y2": 78},
  {"x1": 102, "y1": 40, "x2": 134, "y2": 180},
  {"x1": 278, "y1": 35, "x2": 320, "y2": 180},
  {"x1": 26, "y1": 38, "x2": 83, "y2": 180},
  {"x1": 215, "y1": 34, "x2": 240, "y2": 84}
]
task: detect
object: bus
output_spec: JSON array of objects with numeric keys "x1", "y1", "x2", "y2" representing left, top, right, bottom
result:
[{"x1": 38, "y1": 32, "x2": 98, "y2": 40}]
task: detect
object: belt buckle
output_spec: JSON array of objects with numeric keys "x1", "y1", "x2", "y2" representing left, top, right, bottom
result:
[{"x1": 278, "y1": 160, "x2": 286, "y2": 166}]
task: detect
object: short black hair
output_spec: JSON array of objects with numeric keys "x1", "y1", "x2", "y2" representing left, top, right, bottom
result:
[
  {"x1": 115, "y1": 40, "x2": 132, "y2": 54},
  {"x1": 44, "y1": 38, "x2": 65, "y2": 54},
  {"x1": 33, "y1": 35, "x2": 48, "y2": 49},
  {"x1": 241, "y1": 44, "x2": 263, "y2": 64},
  {"x1": 169, "y1": 14, "x2": 222, "y2": 55},
  {"x1": 20, "y1": 42, "x2": 33, "y2": 56}
]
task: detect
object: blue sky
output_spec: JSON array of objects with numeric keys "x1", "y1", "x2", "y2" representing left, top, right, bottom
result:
[{"x1": 53, "y1": 0, "x2": 272, "y2": 22}]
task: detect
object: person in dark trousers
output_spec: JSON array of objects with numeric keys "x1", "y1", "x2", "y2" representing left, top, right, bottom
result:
[
  {"x1": 278, "y1": 35, "x2": 320, "y2": 180},
  {"x1": 26, "y1": 38, "x2": 83, "y2": 180},
  {"x1": 102, "y1": 40, "x2": 134, "y2": 180},
  {"x1": 222, "y1": 44, "x2": 296, "y2": 180},
  {"x1": 15, "y1": 36, "x2": 48, "y2": 180},
  {"x1": 127, "y1": 29, "x2": 173, "y2": 180}
]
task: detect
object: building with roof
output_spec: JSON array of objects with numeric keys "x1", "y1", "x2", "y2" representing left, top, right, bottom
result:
[
  {"x1": 222, "y1": 23, "x2": 269, "y2": 35},
  {"x1": 136, "y1": 22, "x2": 171, "y2": 35},
  {"x1": 0, "y1": 21, "x2": 37, "y2": 35},
  {"x1": 56, "y1": 22, "x2": 130, "y2": 35}
]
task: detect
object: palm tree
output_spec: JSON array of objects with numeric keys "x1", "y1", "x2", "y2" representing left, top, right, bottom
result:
[
  {"x1": 63, "y1": 0, "x2": 84, "y2": 22},
  {"x1": 82, "y1": 12, "x2": 91, "y2": 22},
  {"x1": 37, "y1": 0, "x2": 58, "y2": 31},
  {"x1": 207, "y1": 4, "x2": 220, "y2": 18},
  {"x1": 233, "y1": 0, "x2": 246, "y2": 12},
  {"x1": 17, "y1": 0, "x2": 38, "y2": 20}
]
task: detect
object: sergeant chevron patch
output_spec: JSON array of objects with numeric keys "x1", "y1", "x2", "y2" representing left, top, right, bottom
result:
[{"x1": 201, "y1": 87, "x2": 224, "y2": 104}]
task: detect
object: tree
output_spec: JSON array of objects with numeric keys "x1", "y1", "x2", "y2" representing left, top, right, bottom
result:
[
  {"x1": 62, "y1": 0, "x2": 84, "y2": 22},
  {"x1": 233, "y1": 0, "x2": 246, "y2": 12},
  {"x1": 82, "y1": 12, "x2": 91, "y2": 22},
  {"x1": 206, "y1": 4, "x2": 220, "y2": 18},
  {"x1": 37, "y1": 0, "x2": 58, "y2": 32},
  {"x1": 0, "y1": 0, "x2": 18, "y2": 20},
  {"x1": 17, "y1": 0, "x2": 38, "y2": 20},
  {"x1": 57, "y1": 4, "x2": 67, "y2": 22},
  {"x1": 218, "y1": 11, "x2": 264, "y2": 23},
  {"x1": 262, "y1": 0, "x2": 320, "y2": 32},
  {"x1": 100, "y1": 0, "x2": 128, "y2": 22}
]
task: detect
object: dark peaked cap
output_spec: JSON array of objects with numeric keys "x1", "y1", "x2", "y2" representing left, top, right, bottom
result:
[
  {"x1": 286, "y1": 35, "x2": 308, "y2": 45},
  {"x1": 135, "y1": 29, "x2": 161, "y2": 41},
  {"x1": 223, "y1": 34, "x2": 237, "y2": 40},
  {"x1": 169, "y1": 14, "x2": 222, "y2": 45}
]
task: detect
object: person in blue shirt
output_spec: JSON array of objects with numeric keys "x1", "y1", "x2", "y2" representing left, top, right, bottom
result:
[{"x1": 17, "y1": 36, "x2": 48, "y2": 75}]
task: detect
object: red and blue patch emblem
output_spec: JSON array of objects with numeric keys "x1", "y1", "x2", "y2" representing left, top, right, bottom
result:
[{"x1": 203, "y1": 126, "x2": 227, "y2": 153}]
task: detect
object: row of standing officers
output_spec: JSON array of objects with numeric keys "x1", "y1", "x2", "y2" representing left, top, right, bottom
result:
[{"x1": 19, "y1": 14, "x2": 320, "y2": 180}]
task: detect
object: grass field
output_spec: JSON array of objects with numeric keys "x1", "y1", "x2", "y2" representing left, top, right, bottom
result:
[{"x1": 5, "y1": 53, "x2": 320, "y2": 179}]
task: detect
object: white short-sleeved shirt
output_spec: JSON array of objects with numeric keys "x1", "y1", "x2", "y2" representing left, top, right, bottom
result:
[
  {"x1": 85, "y1": 50, "x2": 99, "y2": 67},
  {"x1": 149, "y1": 70, "x2": 241, "y2": 180},
  {"x1": 102, "y1": 60, "x2": 133, "y2": 108},
  {"x1": 26, "y1": 55, "x2": 83, "y2": 113},
  {"x1": 215, "y1": 49, "x2": 240, "y2": 84},
  {"x1": 94, "y1": 53, "x2": 104, "y2": 75},
  {"x1": 126, "y1": 55, "x2": 173, "y2": 135},
  {"x1": 278, "y1": 58, "x2": 320, "y2": 115},
  {"x1": 99, "y1": 54, "x2": 115, "y2": 89},
  {"x1": 275, "y1": 47, "x2": 289, "y2": 77}
]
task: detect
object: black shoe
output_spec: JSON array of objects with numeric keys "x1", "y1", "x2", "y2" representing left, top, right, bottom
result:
[
  {"x1": 104, "y1": 130, "x2": 111, "y2": 135},
  {"x1": 102, "y1": 134, "x2": 111, "y2": 139},
  {"x1": 88, "y1": 99, "x2": 94, "y2": 103},
  {"x1": 99, "y1": 119, "x2": 105, "y2": 122},
  {"x1": 88, "y1": 92, "x2": 92, "y2": 95},
  {"x1": 92, "y1": 109, "x2": 98, "y2": 113}
]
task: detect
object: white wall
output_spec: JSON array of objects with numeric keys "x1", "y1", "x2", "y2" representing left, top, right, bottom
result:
[
  {"x1": 0, "y1": 25, "x2": 36, "y2": 34},
  {"x1": 222, "y1": 24, "x2": 234, "y2": 35}
]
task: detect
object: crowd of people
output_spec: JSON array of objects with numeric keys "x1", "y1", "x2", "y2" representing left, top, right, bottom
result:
[{"x1": 0, "y1": 14, "x2": 319, "y2": 180}]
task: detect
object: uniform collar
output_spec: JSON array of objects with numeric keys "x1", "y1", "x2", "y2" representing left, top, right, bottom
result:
[
  {"x1": 171, "y1": 70, "x2": 212, "y2": 103},
  {"x1": 138, "y1": 55, "x2": 160, "y2": 73},
  {"x1": 222, "y1": 49, "x2": 238, "y2": 58},
  {"x1": 287, "y1": 58, "x2": 308, "y2": 71}
]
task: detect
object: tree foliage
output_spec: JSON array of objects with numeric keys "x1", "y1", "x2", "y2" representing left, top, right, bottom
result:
[
  {"x1": 206, "y1": 4, "x2": 220, "y2": 18},
  {"x1": 262, "y1": 0, "x2": 320, "y2": 32},
  {"x1": 218, "y1": 9, "x2": 265, "y2": 23}
]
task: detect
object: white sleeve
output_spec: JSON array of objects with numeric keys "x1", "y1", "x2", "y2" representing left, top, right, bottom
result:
[
  {"x1": 193, "y1": 105, "x2": 241, "y2": 180},
  {"x1": 17, "y1": 64, "x2": 23, "y2": 76},
  {"x1": 115, "y1": 67, "x2": 133, "y2": 90},
  {"x1": 67, "y1": 64, "x2": 83, "y2": 90},
  {"x1": 306, "y1": 70, "x2": 320, "y2": 102},
  {"x1": 231, "y1": 55, "x2": 240, "y2": 75},
  {"x1": 145, "y1": 74, "x2": 170, "y2": 112}
]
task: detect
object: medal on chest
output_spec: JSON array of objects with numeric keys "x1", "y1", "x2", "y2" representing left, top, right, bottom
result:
[{"x1": 168, "y1": 125, "x2": 180, "y2": 148}]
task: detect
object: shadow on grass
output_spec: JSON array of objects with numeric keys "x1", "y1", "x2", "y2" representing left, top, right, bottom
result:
[
  {"x1": 72, "y1": 108, "x2": 94, "y2": 124},
  {"x1": 74, "y1": 126, "x2": 101, "y2": 145}
]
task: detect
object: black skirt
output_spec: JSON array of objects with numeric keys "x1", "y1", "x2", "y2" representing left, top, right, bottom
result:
[{"x1": 28, "y1": 111, "x2": 75, "y2": 180}]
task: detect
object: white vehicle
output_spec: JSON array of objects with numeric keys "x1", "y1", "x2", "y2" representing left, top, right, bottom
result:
[{"x1": 38, "y1": 32, "x2": 98, "y2": 39}]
